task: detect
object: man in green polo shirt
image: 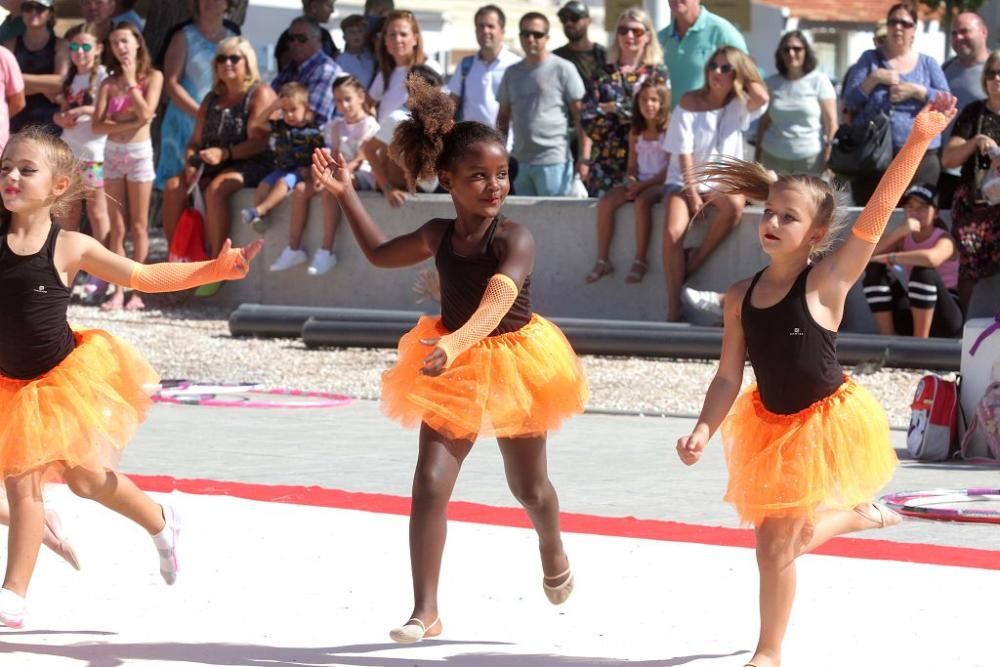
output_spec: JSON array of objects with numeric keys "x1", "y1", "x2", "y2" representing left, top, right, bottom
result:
[{"x1": 657, "y1": 0, "x2": 748, "y2": 109}]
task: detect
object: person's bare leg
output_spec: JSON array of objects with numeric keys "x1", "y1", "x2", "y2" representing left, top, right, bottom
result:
[
  {"x1": 498, "y1": 435, "x2": 570, "y2": 587},
  {"x1": 748, "y1": 517, "x2": 806, "y2": 667},
  {"x1": 86, "y1": 186, "x2": 111, "y2": 245},
  {"x1": 911, "y1": 306, "x2": 933, "y2": 338},
  {"x1": 203, "y1": 172, "x2": 245, "y2": 257},
  {"x1": 588, "y1": 186, "x2": 627, "y2": 281},
  {"x1": 799, "y1": 504, "x2": 901, "y2": 557},
  {"x1": 688, "y1": 194, "x2": 744, "y2": 275},
  {"x1": 662, "y1": 192, "x2": 690, "y2": 321},
  {"x1": 62, "y1": 467, "x2": 165, "y2": 533},
  {"x1": 2, "y1": 471, "x2": 45, "y2": 597},
  {"x1": 101, "y1": 178, "x2": 129, "y2": 310},
  {"x1": 632, "y1": 185, "x2": 662, "y2": 271},
  {"x1": 124, "y1": 179, "x2": 153, "y2": 309},
  {"x1": 873, "y1": 311, "x2": 895, "y2": 335},
  {"x1": 160, "y1": 176, "x2": 188, "y2": 244},
  {"x1": 401, "y1": 423, "x2": 474, "y2": 635},
  {"x1": 254, "y1": 180, "x2": 290, "y2": 217}
]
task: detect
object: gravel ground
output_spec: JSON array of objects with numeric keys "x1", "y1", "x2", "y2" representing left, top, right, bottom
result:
[{"x1": 67, "y1": 300, "x2": 929, "y2": 428}]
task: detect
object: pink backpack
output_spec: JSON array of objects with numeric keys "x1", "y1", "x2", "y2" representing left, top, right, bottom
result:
[
  {"x1": 907, "y1": 375, "x2": 960, "y2": 461},
  {"x1": 960, "y1": 381, "x2": 1000, "y2": 463}
]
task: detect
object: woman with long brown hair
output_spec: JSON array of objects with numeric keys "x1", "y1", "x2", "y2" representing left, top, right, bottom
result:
[{"x1": 367, "y1": 10, "x2": 441, "y2": 123}]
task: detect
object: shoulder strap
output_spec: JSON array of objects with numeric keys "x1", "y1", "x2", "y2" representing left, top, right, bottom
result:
[
  {"x1": 483, "y1": 215, "x2": 501, "y2": 254},
  {"x1": 45, "y1": 223, "x2": 61, "y2": 260},
  {"x1": 743, "y1": 270, "x2": 765, "y2": 308},
  {"x1": 457, "y1": 55, "x2": 475, "y2": 119}
]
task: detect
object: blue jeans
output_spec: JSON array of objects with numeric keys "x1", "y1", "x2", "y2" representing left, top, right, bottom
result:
[{"x1": 513, "y1": 160, "x2": 574, "y2": 197}]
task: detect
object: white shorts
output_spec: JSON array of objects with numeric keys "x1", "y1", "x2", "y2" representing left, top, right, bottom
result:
[{"x1": 104, "y1": 140, "x2": 155, "y2": 182}]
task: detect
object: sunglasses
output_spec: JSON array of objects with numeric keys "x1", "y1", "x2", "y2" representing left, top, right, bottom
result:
[
  {"x1": 519, "y1": 30, "x2": 547, "y2": 40},
  {"x1": 887, "y1": 18, "x2": 915, "y2": 29},
  {"x1": 617, "y1": 26, "x2": 646, "y2": 37},
  {"x1": 782, "y1": 45, "x2": 804, "y2": 55},
  {"x1": 69, "y1": 42, "x2": 95, "y2": 53},
  {"x1": 706, "y1": 61, "x2": 734, "y2": 74},
  {"x1": 985, "y1": 69, "x2": 1000, "y2": 81},
  {"x1": 215, "y1": 54, "x2": 243, "y2": 65},
  {"x1": 288, "y1": 33, "x2": 312, "y2": 43},
  {"x1": 20, "y1": 2, "x2": 49, "y2": 14}
]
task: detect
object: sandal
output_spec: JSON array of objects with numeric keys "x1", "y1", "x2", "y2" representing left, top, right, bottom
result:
[
  {"x1": 389, "y1": 616, "x2": 441, "y2": 644},
  {"x1": 624, "y1": 259, "x2": 648, "y2": 284},
  {"x1": 585, "y1": 259, "x2": 614, "y2": 284},
  {"x1": 543, "y1": 566, "x2": 575, "y2": 605}
]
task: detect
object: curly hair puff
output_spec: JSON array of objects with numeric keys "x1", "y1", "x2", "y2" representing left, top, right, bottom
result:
[{"x1": 390, "y1": 74, "x2": 507, "y2": 191}]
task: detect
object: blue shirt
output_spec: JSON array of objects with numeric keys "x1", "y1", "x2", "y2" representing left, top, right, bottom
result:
[
  {"x1": 272, "y1": 50, "x2": 344, "y2": 123},
  {"x1": 842, "y1": 49, "x2": 950, "y2": 151},
  {"x1": 657, "y1": 8, "x2": 748, "y2": 109}
]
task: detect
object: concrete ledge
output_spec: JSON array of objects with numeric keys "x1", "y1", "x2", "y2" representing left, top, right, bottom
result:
[{"x1": 219, "y1": 191, "x2": 916, "y2": 320}]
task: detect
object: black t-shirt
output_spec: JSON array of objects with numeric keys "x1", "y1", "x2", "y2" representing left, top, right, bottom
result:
[
  {"x1": 950, "y1": 100, "x2": 1000, "y2": 187},
  {"x1": 553, "y1": 43, "x2": 606, "y2": 90},
  {"x1": 275, "y1": 27, "x2": 339, "y2": 73}
]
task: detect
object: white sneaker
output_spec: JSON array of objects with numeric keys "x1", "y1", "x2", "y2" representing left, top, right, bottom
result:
[
  {"x1": 0, "y1": 588, "x2": 26, "y2": 628},
  {"x1": 681, "y1": 286, "x2": 724, "y2": 324},
  {"x1": 239, "y1": 207, "x2": 258, "y2": 225},
  {"x1": 307, "y1": 249, "x2": 337, "y2": 276},
  {"x1": 152, "y1": 504, "x2": 180, "y2": 586},
  {"x1": 269, "y1": 246, "x2": 308, "y2": 272}
]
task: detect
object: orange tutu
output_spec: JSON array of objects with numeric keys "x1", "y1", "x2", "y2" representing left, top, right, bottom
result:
[
  {"x1": 381, "y1": 313, "x2": 589, "y2": 440},
  {"x1": 0, "y1": 329, "x2": 159, "y2": 483},
  {"x1": 721, "y1": 377, "x2": 898, "y2": 527}
]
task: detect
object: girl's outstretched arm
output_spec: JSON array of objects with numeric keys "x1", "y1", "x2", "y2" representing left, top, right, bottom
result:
[
  {"x1": 70, "y1": 233, "x2": 263, "y2": 291},
  {"x1": 677, "y1": 279, "x2": 748, "y2": 466},
  {"x1": 816, "y1": 94, "x2": 956, "y2": 299},
  {"x1": 312, "y1": 148, "x2": 439, "y2": 268}
]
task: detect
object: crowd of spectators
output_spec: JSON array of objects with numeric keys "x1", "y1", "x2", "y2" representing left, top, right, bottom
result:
[{"x1": 0, "y1": 0, "x2": 994, "y2": 333}]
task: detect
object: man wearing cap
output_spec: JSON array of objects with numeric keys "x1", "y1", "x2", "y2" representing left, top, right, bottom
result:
[
  {"x1": 938, "y1": 12, "x2": 990, "y2": 208},
  {"x1": 553, "y1": 1, "x2": 606, "y2": 87},
  {"x1": 497, "y1": 11, "x2": 588, "y2": 197},
  {"x1": 657, "y1": 0, "x2": 748, "y2": 109}
]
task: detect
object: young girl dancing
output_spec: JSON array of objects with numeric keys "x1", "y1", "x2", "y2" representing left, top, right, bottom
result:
[
  {"x1": 0, "y1": 127, "x2": 262, "y2": 628},
  {"x1": 676, "y1": 94, "x2": 956, "y2": 667},
  {"x1": 312, "y1": 76, "x2": 589, "y2": 643},
  {"x1": 586, "y1": 76, "x2": 671, "y2": 285},
  {"x1": 92, "y1": 21, "x2": 162, "y2": 311}
]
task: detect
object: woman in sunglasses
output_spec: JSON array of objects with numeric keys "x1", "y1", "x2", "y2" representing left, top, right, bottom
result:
[
  {"x1": 582, "y1": 7, "x2": 667, "y2": 283},
  {"x1": 160, "y1": 36, "x2": 275, "y2": 293},
  {"x1": 154, "y1": 0, "x2": 238, "y2": 192},
  {"x1": 842, "y1": 2, "x2": 949, "y2": 205},
  {"x1": 2, "y1": 0, "x2": 68, "y2": 135},
  {"x1": 662, "y1": 45, "x2": 767, "y2": 322},
  {"x1": 755, "y1": 31, "x2": 837, "y2": 176}
]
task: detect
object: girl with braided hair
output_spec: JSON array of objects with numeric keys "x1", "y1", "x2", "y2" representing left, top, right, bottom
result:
[
  {"x1": 313, "y1": 73, "x2": 588, "y2": 644},
  {"x1": 675, "y1": 93, "x2": 956, "y2": 667}
]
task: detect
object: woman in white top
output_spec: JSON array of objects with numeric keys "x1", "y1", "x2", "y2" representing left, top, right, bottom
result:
[
  {"x1": 367, "y1": 10, "x2": 441, "y2": 124},
  {"x1": 662, "y1": 46, "x2": 768, "y2": 321},
  {"x1": 755, "y1": 31, "x2": 837, "y2": 175}
]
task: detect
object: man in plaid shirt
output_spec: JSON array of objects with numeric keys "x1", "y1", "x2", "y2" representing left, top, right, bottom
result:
[{"x1": 272, "y1": 16, "x2": 343, "y2": 123}]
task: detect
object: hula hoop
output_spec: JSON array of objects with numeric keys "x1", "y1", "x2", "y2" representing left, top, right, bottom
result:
[
  {"x1": 152, "y1": 380, "x2": 352, "y2": 409},
  {"x1": 880, "y1": 488, "x2": 1000, "y2": 524}
]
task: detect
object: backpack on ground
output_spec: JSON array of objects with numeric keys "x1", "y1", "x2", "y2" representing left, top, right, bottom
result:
[
  {"x1": 960, "y1": 381, "x2": 1000, "y2": 463},
  {"x1": 907, "y1": 375, "x2": 960, "y2": 461}
]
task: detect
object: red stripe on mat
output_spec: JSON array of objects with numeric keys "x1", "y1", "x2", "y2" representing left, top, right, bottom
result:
[{"x1": 129, "y1": 474, "x2": 1000, "y2": 571}]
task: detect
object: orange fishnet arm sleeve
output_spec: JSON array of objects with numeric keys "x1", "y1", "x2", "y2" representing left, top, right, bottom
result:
[
  {"x1": 437, "y1": 273, "x2": 518, "y2": 367},
  {"x1": 127, "y1": 248, "x2": 250, "y2": 293},
  {"x1": 852, "y1": 110, "x2": 951, "y2": 243}
]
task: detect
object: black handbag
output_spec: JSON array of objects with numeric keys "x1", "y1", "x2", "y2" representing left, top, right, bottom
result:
[{"x1": 828, "y1": 110, "x2": 893, "y2": 178}]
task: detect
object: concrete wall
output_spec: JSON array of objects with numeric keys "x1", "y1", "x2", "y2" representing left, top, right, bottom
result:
[{"x1": 218, "y1": 190, "x2": 916, "y2": 321}]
